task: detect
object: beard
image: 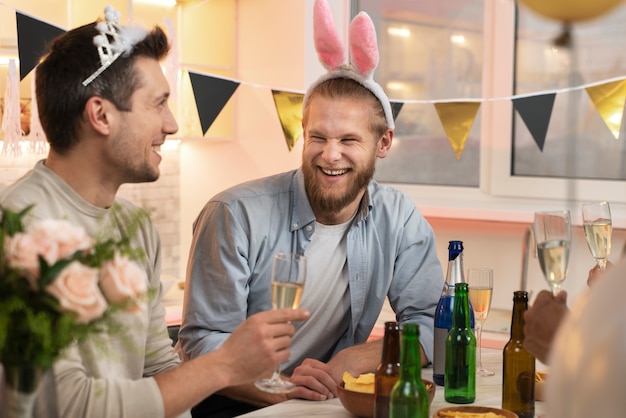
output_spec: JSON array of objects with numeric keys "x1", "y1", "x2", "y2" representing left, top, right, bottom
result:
[{"x1": 303, "y1": 157, "x2": 376, "y2": 215}]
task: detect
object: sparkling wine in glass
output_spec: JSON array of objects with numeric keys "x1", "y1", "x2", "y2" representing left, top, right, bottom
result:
[
  {"x1": 582, "y1": 201, "x2": 612, "y2": 272},
  {"x1": 467, "y1": 267, "x2": 494, "y2": 377},
  {"x1": 255, "y1": 252, "x2": 306, "y2": 394},
  {"x1": 534, "y1": 211, "x2": 571, "y2": 296}
]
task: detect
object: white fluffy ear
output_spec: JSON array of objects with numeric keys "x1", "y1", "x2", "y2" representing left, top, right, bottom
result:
[
  {"x1": 349, "y1": 11, "x2": 379, "y2": 78},
  {"x1": 313, "y1": 0, "x2": 345, "y2": 71}
]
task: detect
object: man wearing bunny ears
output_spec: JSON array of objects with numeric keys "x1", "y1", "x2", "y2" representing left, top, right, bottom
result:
[{"x1": 178, "y1": 1, "x2": 444, "y2": 416}]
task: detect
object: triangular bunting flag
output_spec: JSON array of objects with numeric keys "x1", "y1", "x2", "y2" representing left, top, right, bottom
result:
[
  {"x1": 271, "y1": 90, "x2": 304, "y2": 151},
  {"x1": 16, "y1": 13, "x2": 65, "y2": 81},
  {"x1": 390, "y1": 101, "x2": 404, "y2": 122},
  {"x1": 188, "y1": 71, "x2": 239, "y2": 136},
  {"x1": 585, "y1": 79, "x2": 626, "y2": 140},
  {"x1": 434, "y1": 102, "x2": 481, "y2": 160},
  {"x1": 512, "y1": 93, "x2": 556, "y2": 152}
]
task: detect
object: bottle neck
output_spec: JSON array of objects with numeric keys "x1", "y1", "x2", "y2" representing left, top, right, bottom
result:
[
  {"x1": 445, "y1": 252, "x2": 465, "y2": 287},
  {"x1": 452, "y1": 284, "x2": 471, "y2": 329},
  {"x1": 399, "y1": 324, "x2": 420, "y2": 381},
  {"x1": 510, "y1": 296, "x2": 528, "y2": 340},
  {"x1": 381, "y1": 322, "x2": 401, "y2": 364}
]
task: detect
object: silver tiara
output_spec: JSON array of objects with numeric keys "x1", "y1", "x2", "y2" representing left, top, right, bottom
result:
[{"x1": 82, "y1": 6, "x2": 149, "y2": 86}]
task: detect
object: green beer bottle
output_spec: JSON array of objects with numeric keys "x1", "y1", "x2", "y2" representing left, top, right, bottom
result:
[
  {"x1": 444, "y1": 282, "x2": 476, "y2": 403},
  {"x1": 389, "y1": 323, "x2": 429, "y2": 418}
]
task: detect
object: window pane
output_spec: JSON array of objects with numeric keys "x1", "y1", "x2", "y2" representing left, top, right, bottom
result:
[
  {"x1": 356, "y1": 0, "x2": 484, "y2": 187},
  {"x1": 512, "y1": 4, "x2": 626, "y2": 180}
]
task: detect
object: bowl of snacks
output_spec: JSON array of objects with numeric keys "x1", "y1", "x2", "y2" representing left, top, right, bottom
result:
[{"x1": 337, "y1": 372, "x2": 436, "y2": 418}]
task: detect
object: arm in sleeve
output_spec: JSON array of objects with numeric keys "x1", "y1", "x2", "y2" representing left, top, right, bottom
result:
[
  {"x1": 52, "y1": 344, "x2": 170, "y2": 418},
  {"x1": 388, "y1": 206, "x2": 444, "y2": 363},
  {"x1": 143, "y1": 221, "x2": 183, "y2": 376},
  {"x1": 177, "y1": 201, "x2": 253, "y2": 360}
]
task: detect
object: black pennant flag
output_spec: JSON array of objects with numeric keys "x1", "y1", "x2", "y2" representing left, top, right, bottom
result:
[
  {"x1": 188, "y1": 71, "x2": 240, "y2": 136},
  {"x1": 512, "y1": 93, "x2": 556, "y2": 152},
  {"x1": 390, "y1": 101, "x2": 404, "y2": 122},
  {"x1": 16, "y1": 13, "x2": 66, "y2": 81}
]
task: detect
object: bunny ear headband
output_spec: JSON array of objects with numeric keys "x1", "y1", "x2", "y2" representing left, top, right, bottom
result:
[{"x1": 303, "y1": 0, "x2": 394, "y2": 130}]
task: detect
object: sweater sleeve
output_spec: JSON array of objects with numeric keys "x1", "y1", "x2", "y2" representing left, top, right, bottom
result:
[{"x1": 52, "y1": 345, "x2": 168, "y2": 418}]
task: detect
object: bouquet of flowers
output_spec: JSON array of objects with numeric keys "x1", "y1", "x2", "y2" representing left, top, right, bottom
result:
[{"x1": 0, "y1": 205, "x2": 149, "y2": 373}]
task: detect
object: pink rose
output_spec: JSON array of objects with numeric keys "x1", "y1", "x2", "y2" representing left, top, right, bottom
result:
[
  {"x1": 4, "y1": 234, "x2": 43, "y2": 288},
  {"x1": 46, "y1": 261, "x2": 108, "y2": 323},
  {"x1": 4, "y1": 219, "x2": 92, "y2": 281},
  {"x1": 99, "y1": 253, "x2": 148, "y2": 312}
]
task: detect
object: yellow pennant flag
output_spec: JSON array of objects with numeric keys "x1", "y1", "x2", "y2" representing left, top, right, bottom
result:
[
  {"x1": 585, "y1": 79, "x2": 626, "y2": 140},
  {"x1": 434, "y1": 102, "x2": 481, "y2": 160},
  {"x1": 272, "y1": 90, "x2": 304, "y2": 151}
]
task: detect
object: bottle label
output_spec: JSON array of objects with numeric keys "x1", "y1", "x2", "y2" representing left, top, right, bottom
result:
[{"x1": 433, "y1": 327, "x2": 449, "y2": 376}]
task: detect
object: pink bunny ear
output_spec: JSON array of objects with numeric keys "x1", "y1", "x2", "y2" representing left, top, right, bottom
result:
[
  {"x1": 349, "y1": 11, "x2": 379, "y2": 78},
  {"x1": 313, "y1": 0, "x2": 345, "y2": 71}
]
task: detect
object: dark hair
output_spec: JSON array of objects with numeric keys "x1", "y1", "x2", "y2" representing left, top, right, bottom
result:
[
  {"x1": 36, "y1": 22, "x2": 170, "y2": 153},
  {"x1": 302, "y1": 77, "x2": 388, "y2": 139}
]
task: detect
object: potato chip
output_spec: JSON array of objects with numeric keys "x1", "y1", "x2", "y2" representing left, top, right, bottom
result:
[
  {"x1": 342, "y1": 372, "x2": 375, "y2": 394},
  {"x1": 438, "y1": 412, "x2": 505, "y2": 418}
]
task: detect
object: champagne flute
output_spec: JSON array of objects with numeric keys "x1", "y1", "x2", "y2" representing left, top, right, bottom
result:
[
  {"x1": 533, "y1": 211, "x2": 571, "y2": 296},
  {"x1": 255, "y1": 252, "x2": 306, "y2": 394},
  {"x1": 582, "y1": 201, "x2": 612, "y2": 272},
  {"x1": 467, "y1": 267, "x2": 494, "y2": 377}
]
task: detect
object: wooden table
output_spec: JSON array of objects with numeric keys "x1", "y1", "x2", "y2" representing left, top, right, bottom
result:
[{"x1": 239, "y1": 349, "x2": 547, "y2": 418}]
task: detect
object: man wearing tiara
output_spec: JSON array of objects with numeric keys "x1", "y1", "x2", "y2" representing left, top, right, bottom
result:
[
  {"x1": 0, "y1": 6, "x2": 308, "y2": 418},
  {"x1": 178, "y1": 1, "x2": 443, "y2": 416}
]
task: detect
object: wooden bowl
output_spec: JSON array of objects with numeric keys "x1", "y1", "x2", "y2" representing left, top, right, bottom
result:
[
  {"x1": 434, "y1": 406, "x2": 518, "y2": 418},
  {"x1": 337, "y1": 379, "x2": 436, "y2": 418}
]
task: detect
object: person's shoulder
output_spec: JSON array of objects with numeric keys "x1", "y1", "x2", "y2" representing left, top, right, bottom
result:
[
  {"x1": 210, "y1": 170, "x2": 297, "y2": 204},
  {"x1": 0, "y1": 166, "x2": 46, "y2": 211},
  {"x1": 368, "y1": 180, "x2": 415, "y2": 209}
]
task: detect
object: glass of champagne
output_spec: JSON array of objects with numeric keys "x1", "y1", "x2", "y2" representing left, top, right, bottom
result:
[
  {"x1": 467, "y1": 267, "x2": 494, "y2": 377},
  {"x1": 255, "y1": 252, "x2": 306, "y2": 394},
  {"x1": 582, "y1": 201, "x2": 612, "y2": 272},
  {"x1": 533, "y1": 211, "x2": 571, "y2": 296}
]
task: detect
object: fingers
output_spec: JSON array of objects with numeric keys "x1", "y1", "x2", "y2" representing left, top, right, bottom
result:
[
  {"x1": 288, "y1": 359, "x2": 338, "y2": 401},
  {"x1": 253, "y1": 308, "x2": 311, "y2": 324},
  {"x1": 274, "y1": 308, "x2": 311, "y2": 323},
  {"x1": 555, "y1": 290, "x2": 567, "y2": 303}
]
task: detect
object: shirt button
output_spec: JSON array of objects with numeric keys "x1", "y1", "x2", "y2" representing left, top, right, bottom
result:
[
  {"x1": 293, "y1": 223, "x2": 298, "y2": 228},
  {"x1": 306, "y1": 225, "x2": 313, "y2": 232}
]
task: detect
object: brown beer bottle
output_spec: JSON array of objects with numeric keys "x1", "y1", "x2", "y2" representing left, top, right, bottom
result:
[
  {"x1": 502, "y1": 291, "x2": 535, "y2": 418},
  {"x1": 374, "y1": 322, "x2": 401, "y2": 418}
]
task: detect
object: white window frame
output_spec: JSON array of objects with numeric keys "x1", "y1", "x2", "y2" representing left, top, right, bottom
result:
[{"x1": 316, "y1": 0, "x2": 626, "y2": 227}]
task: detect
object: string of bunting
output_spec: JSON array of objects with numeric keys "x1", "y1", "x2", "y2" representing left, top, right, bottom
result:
[{"x1": 3, "y1": 5, "x2": 626, "y2": 159}]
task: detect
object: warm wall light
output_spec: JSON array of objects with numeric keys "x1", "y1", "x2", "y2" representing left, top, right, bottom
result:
[
  {"x1": 133, "y1": 0, "x2": 177, "y2": 7},
  {"x1": 450, "y1": 34, "x2": 466, "y2": 45},
  {"x1": 162, "y1": 138, "x2": 181, "y2": 150},
  {"x1": 386, "y1": 81, "x2": 407, "y2": 91},
  {"x1": 387, "y1": 27, "x2": 411, "y2": 38},
  {"x1": 0, "y1": 57, "x2": 19, "y2": 65}
]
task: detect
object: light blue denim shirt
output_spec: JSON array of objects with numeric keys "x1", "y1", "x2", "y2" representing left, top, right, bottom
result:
[{"x1": 178, "y1": 169, "x2": 444, "y2": 365}]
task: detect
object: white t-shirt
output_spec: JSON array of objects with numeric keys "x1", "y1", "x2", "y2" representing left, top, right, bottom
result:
[{"x1": 283, "y1": 219, "x2": 352, "y2": 374}]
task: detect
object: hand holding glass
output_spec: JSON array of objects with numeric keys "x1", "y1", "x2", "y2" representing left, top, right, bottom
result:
[
  {"x1": 467, "y1": 267, "x2": 494, "y2": 377},
  {"x1": 582, "y1": 201, "x2": 612, "y2": 272},
  {"x1": 533, "y1": 211, "x2": 571, "y2": 296},
  {"x1": 255, "y1": 252, "x2": 306, "y2": 394}
]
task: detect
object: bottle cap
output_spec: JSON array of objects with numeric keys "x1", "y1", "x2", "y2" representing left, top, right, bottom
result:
[{"x1": 448, "y1": 240, "x2": 463, "y2": 260}]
